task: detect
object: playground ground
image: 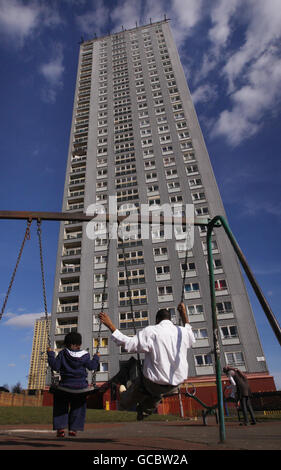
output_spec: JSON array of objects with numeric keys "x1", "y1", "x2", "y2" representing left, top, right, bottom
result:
[{"x1": 0, "y1": 417, "x2": 280, "y2": 453}]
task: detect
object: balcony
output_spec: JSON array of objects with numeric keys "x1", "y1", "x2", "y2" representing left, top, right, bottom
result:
[
  {"x1": 63, "y1": 246, "x2": 81, "y2": 257},
  {"x1": 59, "y1": 278, "x2": 80, "y2": 293},
  {"x1": 64, "y1": 231, "x2": 82, "y2": 241},
  {"x1": 69, "y1": 177, "x2": 85, "y2": 187},
  {"x1": 61, "y1": 260, "x2": 80, "y2": 274},
  {"x1": 55, "y1": 319, "x2": 78, "y2": 335},
  {"x1": 68, "y1": 190, "x2": 84, "y2": 198},
  {"x1": 58, "y1": 298, "x2": 79, "y2": 313}
]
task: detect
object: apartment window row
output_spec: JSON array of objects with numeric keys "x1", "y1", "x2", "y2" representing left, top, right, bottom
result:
[{"x1": 119, "y1": 310, "x2": 149, "y2": 330}]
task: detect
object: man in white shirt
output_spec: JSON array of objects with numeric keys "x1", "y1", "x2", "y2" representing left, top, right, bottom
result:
[{"x1": 99, "y1": 302, "x2": 195, "y2": 420}]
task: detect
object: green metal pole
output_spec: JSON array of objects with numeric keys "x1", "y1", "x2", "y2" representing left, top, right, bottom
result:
[{"x1": 207, "y1": 220, "x2": 226, "y2": 443}]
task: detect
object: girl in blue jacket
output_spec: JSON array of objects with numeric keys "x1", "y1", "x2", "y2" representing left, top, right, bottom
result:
[{"x1": 47, "y1": 332, "x2": 99, "y2": 437}]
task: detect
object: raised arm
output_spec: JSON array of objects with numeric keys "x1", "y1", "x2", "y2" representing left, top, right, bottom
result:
[
  {"x1": 98, "y1": 312, "x2": 151, "y2": 353},
  {"x1": 177, "y1": 302, "x2": 189, "y2": 325},
  {"x1": 98, "y1": 312, "x2": 117, "y2": 333}
]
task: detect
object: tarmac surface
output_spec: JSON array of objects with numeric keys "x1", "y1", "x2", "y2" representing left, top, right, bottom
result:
[{"x1": 0, "y1": 417, "x2": 280, "y2": 452}]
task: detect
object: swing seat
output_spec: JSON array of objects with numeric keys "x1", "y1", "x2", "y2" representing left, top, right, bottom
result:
[{"x1": 49, "y1": 384, "x2": 99, "y2": 396}]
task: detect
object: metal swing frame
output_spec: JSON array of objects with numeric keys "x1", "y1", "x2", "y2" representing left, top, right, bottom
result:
[{"x1": 0, "y1": 209, "x2": 280, "y2": 443}]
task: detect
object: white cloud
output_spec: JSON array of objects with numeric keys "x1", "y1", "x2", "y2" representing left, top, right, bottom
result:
[
  {"x1": 208, "y1": 0, "x2": 243, "y2": 52},
  {"x1": 201, "y1": 0, "x2": 281, "y2": 146},
  {"x1": 3, "y1": 312, "x2": 48, "y2": 328},
  {"x1": 0, "y1": 0, "x2": 39, "y2": 41},
  {"x1": 39, "y1": 44, "x2": 64, "y2": 103},
  {"x1": 110, "y1": 0, "x2": 142, "y2": 32},
  {"x1": 76, "y1": 0, "x2": 109, "y2": 36},
  {"x1": 170, "y1": 0, "x2": 203, "y2": 46},
  {"x1": 191, "y1": 84, "x2": 217, "y2": 105},
  {"x1": 142, "y1": 0, "x2": 204, "y2": 47},
  {"x1": 0, "y1": 0, "x2": 61, "y2": 46},
  {"x1": 214, "y1": 45, "x2": 281, "y2": 145}
]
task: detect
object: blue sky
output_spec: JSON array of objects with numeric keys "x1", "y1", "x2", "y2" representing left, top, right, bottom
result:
[{"x1": 0, "y1": 0, "x2": 280, "y2": 390}]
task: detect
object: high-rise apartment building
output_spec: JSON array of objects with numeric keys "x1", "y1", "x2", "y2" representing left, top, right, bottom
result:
[
  {"x1": 50, "y1": 20, "x2": 269, "y2": 387},
  {"x1": 28, "y1": 317, "x2": 49, "y2": 390}
]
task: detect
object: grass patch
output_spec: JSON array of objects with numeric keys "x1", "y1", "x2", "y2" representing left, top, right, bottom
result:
[{"x1": 0, "y1": 407, "x2": 184, "y2": 425}]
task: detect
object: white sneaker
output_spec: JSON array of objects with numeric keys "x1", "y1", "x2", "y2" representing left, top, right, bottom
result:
[{"x1": 119, "y1": 385, "x2": 126, "y2": 393}]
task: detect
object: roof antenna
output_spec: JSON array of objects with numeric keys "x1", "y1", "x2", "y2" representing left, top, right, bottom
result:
[
  {"x1": 78, "y1": 36, "x2": 84, "y2": 44},
  {"x1": 135, "y1": 21, "x2": 138, "y2": 28},
  {"x1": 164, "y1": 13, "x2": 167, "y2": 21},
  {"x1": 150, "y1": 18, "x2": 152, "y2": 24}
]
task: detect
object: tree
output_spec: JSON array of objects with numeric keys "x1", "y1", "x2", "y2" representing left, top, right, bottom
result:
[{"x1": 11, "y1": 382, "x2": 22, "y2": 394}]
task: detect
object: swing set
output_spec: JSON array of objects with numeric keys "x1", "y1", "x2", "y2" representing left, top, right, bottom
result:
[{"x1": 0, "y1": 209, "x2": 280, "y2": 443}]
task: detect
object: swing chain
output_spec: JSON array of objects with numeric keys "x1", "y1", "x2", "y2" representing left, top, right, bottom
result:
[
  {"x1": 118, "y1": 221, "x2": 143, "y2": 379},
  {"x1": 0, "y1": 218, "x2": 32, "y2": 322},
  {"x1": 180, "y1": 223, "x2": 192, "y2": 325},
  {"x1": 36, "y1": 219, "x2": 50, "y2": 348},
  {"x1": 92, "y1": 233, "x2": 111, "y2": 387}
]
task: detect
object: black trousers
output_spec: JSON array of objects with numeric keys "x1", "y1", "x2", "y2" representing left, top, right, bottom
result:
[
  {"x1": 53, "y1": 393, "x2": 87, "y2": 431},
  {"x1": 240, "y1": 396, "x2": 256, "y2": 424}
]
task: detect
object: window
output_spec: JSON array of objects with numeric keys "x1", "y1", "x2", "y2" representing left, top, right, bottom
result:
[
  {"x1": 225, "y1": 351, "x2": 245, "y2": 368},
  {"x1": 94, "y1": 292, "x2": 108, "y2": 304},
  {"x1": 146, "y1": 172, "x2": 158, "y2": 182},
  {"x1": 148, "y1": 196, "x2": 161, "y2": 207},
  {"x1": 143, "y1": 148, "x2": 154, "y2": 159},
  {"x1": 186, "y1": 165, "x2": 198, "y2": 175},
  {"x1": 153, "y1": 246, "x2": 168, "y2": 259},
  {"x1": 118, "y1": 268, "x2": 145, "y2": 285},
  {"x1": 188, "y1": 178, "x2": 202, "y2": 188},
  {"x1": 215, "y1": 279, "x2": 227, "y2": 291},
  {"x1": 94, "y1": 255, "x2": 107, "y2": 266},
  {"x1": 162, "y1": 145, "x2": 173, "y2": 155},
  {"x1": 184, "y1": 282, "x2": 199, "y2": 292},
  {"x1": 163, "y1": 156, "x2": 175, "y2": 167},
  {"x1": 99, "y1": 362, "x2": 108, "y2": 372},
  {"x1": 151, "y1": 227, "x2": 166, "y2": 242},
  {"x1": 117, "y1": 188, "x2": 139, "y2": 203},
  {"x1": 195, "y1": 206, "x2": 209, "y2": 216},
  {"x1": 195, "y1": 354, "x2": 213, "y2": 367},
  {"x1": 187, "y1": 304, "x2": 204, "y2": 317},
  {"x1": 119, "y1": 310, "x2": 149, "y2": 329},
  {"x1": 118, "y1": 250, "x2": 144, "y2": 266},
  {"x1": 119, "y1": 289, "x2": 147, "y2": 306},
  {"x1": 170, "y1": 194, "x2": 183, "y2": 204},
  {"x1": 158, "y1": 125, "x2": 170, "y2": 133},
  {"x1": 94, "y1": 273, "x2": 107, "y2": 286},
  {"x1": 96, "y1": 181, "x2": 107, "y2": 191},
  {"x1": 144, "y1": 160, "x2": 156, "y2": 170},
  {"x1": 97, "y1": 169, "x2": 107, "y2": 179},
  {"x1": 94, "y1": 337, "x2": 108, "y2": 354},
  {"x1": 202, "y1": 239, "x2": 219, "y2": 253},
  {"x1": 155, "y1": 265, "x2": 170, "y2": 280},
  {"x1": 181, "y1": 262, "x2": 196, "y2": 276},
  {"x1": 141, "y1": 138, "x2": 153, "y2": 147},
  {"x1": 147, "y1": 184, "x2": 159, "y2": 195},
  {"x1": 220, "y1": 325, "x2": 238, "y2": 340},
  {"x1": 193, "y1": 328, "x2": 208, "y2": 340},
  {"x1": 216, "y1": 301, "x2": 233, "y2": 315},
  {"x1": 167, "y1": 181, "x2": 181, "y2": 192},
  {"x1": 157, "y1": 285, "x2": 173, "y2": 300},
  {"x1": 192, "y1": 192, "x2": 206, "y2": 203}
]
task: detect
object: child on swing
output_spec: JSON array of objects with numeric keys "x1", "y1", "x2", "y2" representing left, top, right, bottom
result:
[{"x1": 47, "y1": 332, "x2": 99, "y2": 438}]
